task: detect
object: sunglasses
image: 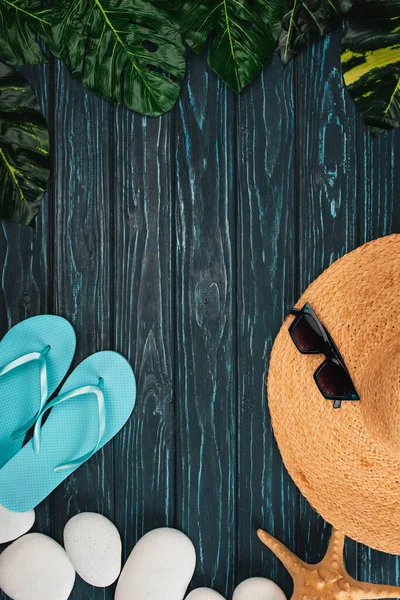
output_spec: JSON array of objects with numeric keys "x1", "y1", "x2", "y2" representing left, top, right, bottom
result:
[{"x1": 289, "y1": 303, "x2": 360, "y2": 408}]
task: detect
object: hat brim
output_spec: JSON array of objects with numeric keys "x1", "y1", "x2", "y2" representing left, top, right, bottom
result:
[{"x1": 268, "y1": 234, "x2": 400, "y2": 554}]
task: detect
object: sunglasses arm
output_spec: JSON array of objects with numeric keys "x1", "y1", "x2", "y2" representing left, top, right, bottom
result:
[{"x1": 290, "y1": 308, "x2": 302, "y2": 316}]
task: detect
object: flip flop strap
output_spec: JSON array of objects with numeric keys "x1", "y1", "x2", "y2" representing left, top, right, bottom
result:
[
  {"x1": 33, "y1": 377, "x2": 106, "y2": 472},
  {"x1": 4, "y1": 345, "x2": 51, "y2": 442}
]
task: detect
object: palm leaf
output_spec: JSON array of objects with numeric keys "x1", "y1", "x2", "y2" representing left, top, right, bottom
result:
[
  {"x1": 48, "y1": 0, "x2": 186, "y2": 117},
  {"x1": 0, "y1": 62, "x2": 50, "y2": 225},
  {"x1": 279, "y1": 0, "x2": 352, "y2": 64},
  {"x1": 165, "y1": 0, "x2": 286, "y2": 93},
  {"x1": 0, "y1": 0, "x2": 52, "y2": 65},
  {"x1": 341, "y1": 0, "x2": 400, "y2": 134}
]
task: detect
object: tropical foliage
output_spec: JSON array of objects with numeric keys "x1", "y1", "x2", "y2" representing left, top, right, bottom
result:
[
  {"x1": 0, "y1": 62, "x2": 50, "y2": 225},
  {"x1": 0, "y1": 0, "x2": 399, "y2": 223},
  {"x1": 279, "y1": 0, "x2": 352, "y2": 64},
  {"x1": 48, "y1": 0, "x2": 186, "y2": 116},
  {"x1": 165, "y1": 0, "x2": 285, "y2": 93},
  {"x1": 341, "y1": 0, "x2": 400, "y2": 134},
  {"x1": 0, "y1": 0, "x2": 399, "y2": 129},
  {"x1": 0, "y1": 0, "x2": 52, "y2": 65}
]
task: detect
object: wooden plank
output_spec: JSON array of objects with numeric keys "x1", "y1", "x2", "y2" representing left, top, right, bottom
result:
[
  {"x1": 51, "y1": 60, "x2": 113, "y2": 600},
  {"x1": 0, "y1": 64, "x2": 50, "y2": 334},
  {"x1": 175, "y1": 51, "x2": 237, "y2": 598},
  {"x1": 236, "y1": 53, "x2": 298, "y2": 597},
  {"x1": 112, "y1": 105, "x2": 175, "y2": 560},
  {"x1": 0, "y1": 64, "x2": 51, "y2": 576},
  {"x1": 356, "y1": 107, "x2": 400, "y2": 586},
  {"x1": 359, "y1": 129, "x2": 400, "y2": 241},
  {"x1": 2, "y1": 34, "x2": 400, "y2": 600},
  {"x1": 295, "y1": 30, "x2": 360, "y2": 572}
]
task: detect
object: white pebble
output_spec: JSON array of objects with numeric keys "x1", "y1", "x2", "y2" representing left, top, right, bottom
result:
[
  {"x1": 186, "y1": 589, "x2": 226, "y2": 599},
  {"x1": 115, "y1": 527, "x2": 196, "y2": 600},
  {"x1": 63, "y1": 512, "x2": 121, "y2": 587},
  {"x1": 233, "y1": 578, "x2": 287, "y2": 600},
  {"x1": 0, "y1": 503, "x2": 35, "y2": 543},
  {"x1": 0, "y1": 533, "x2": 75, "y2": 600}
]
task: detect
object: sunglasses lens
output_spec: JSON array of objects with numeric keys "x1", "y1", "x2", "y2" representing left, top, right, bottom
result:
[
  {"x1": 291, "y1": 314, "x2": 324, "y2": 352},
  {"x1": 316, "y1": 360, "x2": 357, "y2": 399}
]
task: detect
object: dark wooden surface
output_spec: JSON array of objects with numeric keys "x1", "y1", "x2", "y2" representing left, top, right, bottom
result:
[{"x1": 1, "y1": 31, "x2": 400, "y2": 599}]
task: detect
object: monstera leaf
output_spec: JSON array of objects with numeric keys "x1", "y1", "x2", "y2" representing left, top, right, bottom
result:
[
  {"x1": 48, "y1": 0, "x2": 186, "y2": 117},
  {"x1": 341, "y1": 0, "x2": 400, "y2": 134},
  {"x1": 0, "y1": 62, "x2": 50, "y2": 225},
  {"x1": 165, "y1": 0, "x2": 285, "y2": 93},
  {"x1": 279, "y1": 0, "x2": 352, "y2": 64},
  {"x1": 0, "y1": 0, "x2": 52, "y2": 65}
]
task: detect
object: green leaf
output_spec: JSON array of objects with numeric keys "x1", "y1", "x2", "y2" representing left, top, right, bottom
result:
[
  {"x1": 48, "y1": 0, "x2": 186, "y2": 117},
  {"x1": 279, "y1": 0, "x2": 352, "y2": 64},
  {"x1": 0, "y1": 0, "x2": 52, "y2": 65},
  {"x1": 341, "y1": 0, "x2": 400, "y2": 134},
  {"x1": 165, "y1": 0, "x2": 286, "y2": 93},
  {"x1": 0, "y1": 62, "x2": 50, "y2": 225}
]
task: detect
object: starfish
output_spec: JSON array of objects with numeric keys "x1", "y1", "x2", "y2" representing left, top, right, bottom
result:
[{"x1": 257, "y1": 528, "x2": 400, "y2": 600}]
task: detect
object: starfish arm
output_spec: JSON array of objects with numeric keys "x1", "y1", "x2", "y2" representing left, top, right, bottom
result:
[
  {"x1": 322, "y1": 528, "x2": 346, "y2": 569},
  {"x1": 257, "y1": 528, "x2": 305, "y2": 575}
]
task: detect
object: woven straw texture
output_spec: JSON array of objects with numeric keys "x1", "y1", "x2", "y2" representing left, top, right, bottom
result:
[{"x1": 268, "y1": 234, "x2": 400, "y2": 554}]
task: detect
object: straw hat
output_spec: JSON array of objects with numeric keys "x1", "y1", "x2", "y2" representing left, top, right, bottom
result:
[{"x1": 268, "y1": 234, "x2": 400, "y2": 554}]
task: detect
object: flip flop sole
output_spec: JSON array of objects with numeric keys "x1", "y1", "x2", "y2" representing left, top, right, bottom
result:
[
  {"x1": 0, "y1": 351, "x2": 136, "y2": 512},
  {"x1": 0, "y1": 316, "x2": 76, "y2": 468}
]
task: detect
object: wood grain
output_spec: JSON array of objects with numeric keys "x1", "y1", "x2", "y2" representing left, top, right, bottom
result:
[
  {"x1": 1, "y1": 38, "x2": 400, "y2": 600},
  {"x1": 0, "y1": 64, "x2": 51, "y2": 594},
  {"x1": 355, "y1": 78, "x2": 400, "y2": 589},
  {"x1": 295, "y1": 31, "x2": 359, "y2": 572},
  {"x1": 0, "y1": 64, "x2": 50, "y2": 334},
  {"x1": 236, "y1": 53, "x2": 298, "y2": 598},
  {"x1": 175, "y1": 51, "x2": 237, "y2": 597},
  {"x1": 113, "y1": 103, "x2": 175, "y2": 561},
  {"x1": 51, "y1": 59, "x2": 113, "y2": 600},
  {"x1": 359, "y1": 129, "x2": 400, "y2": 241}
]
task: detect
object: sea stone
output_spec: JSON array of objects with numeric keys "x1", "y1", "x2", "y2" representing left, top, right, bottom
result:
[
  {"x1": 186, "y1": 588, "x2": 226, "y2": 599},
  {"x1": 63, "y1": 512, "x2": 121, "y2": 587},
  {"x1": 0, "y1": 503, "x2": 35, "y2": 543},
  {"x1": 0, "y1": 532, "x2": 75, "y2": 600},
  {"x1": 233, "y1": 577, "x2": 287, "y2": 600},
  {"x1": 115, "y1": 527, "x2": 196, "y2": 600}
]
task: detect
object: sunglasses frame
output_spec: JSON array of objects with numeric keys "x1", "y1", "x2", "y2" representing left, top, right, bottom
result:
[{"x1": 289, "y1": 302, "x2": 360, "y2": 408}]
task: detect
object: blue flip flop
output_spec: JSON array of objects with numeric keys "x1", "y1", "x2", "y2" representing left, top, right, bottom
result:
[
  {"x1": 0, "y1": 351, "x2": 136, "y2": 512},
  {"x1": 0, "y1": 316, "x2": 76, "y2": 469}
]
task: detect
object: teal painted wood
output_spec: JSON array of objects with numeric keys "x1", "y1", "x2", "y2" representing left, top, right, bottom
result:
[
  {"x1": 295, "y1": 30, "x2": 360, "y2": 573},
  {"x1": 355, "y1": 71, "x2": 400, "y2": 590},
  {"x1": 359, "y1": 128, "x2": 400, "y2": 240},
  {"x1": 236, "y1": 53, "x2": 298, "y2": 598},
  {"x1": 0, "y1": 64, "x2": 52, "y2": 600},
  {"x1": 0, "y1": 64, "x2": 50, "y2": 331},
  {"x1": 18, "y1": 63, "x2": 53, "y2": 547},
  {"x1": 51, "y1": 59, "x2": 114, "y2": 599},
  {"x1": 112, "y1": 102, "x2": 175, "y2": 559},
  {"x1": 175, "y1": 51, "x2": 237, "y2": 597},
  {"x1": 296, "y1": 29, "x2": 400, "y2": 592},
  {"x1": 1, "y1": 40, "x2": 400, "y2": 600}
]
